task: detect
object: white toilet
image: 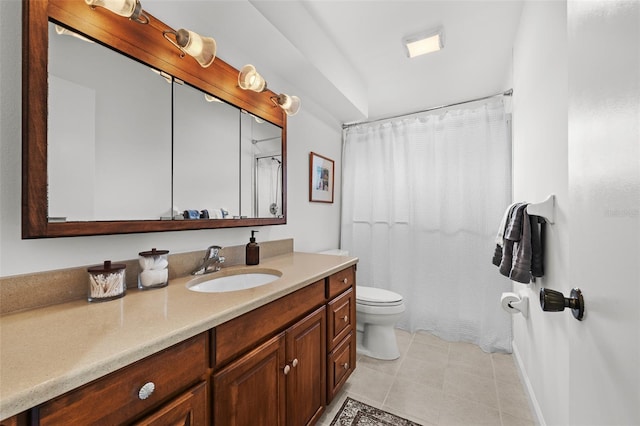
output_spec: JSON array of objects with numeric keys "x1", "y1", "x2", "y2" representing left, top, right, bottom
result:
[
  {"x1": 318, "y1": 249, "x2": 406, "y2": 361},
  {"x1": 355, "y1": 286, "x2": 405, "y2": 360}
]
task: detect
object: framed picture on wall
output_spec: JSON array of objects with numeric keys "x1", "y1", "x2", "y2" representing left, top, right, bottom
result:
[{"x1": 309, "y1": 152, "x2": 334, "y2": 203}]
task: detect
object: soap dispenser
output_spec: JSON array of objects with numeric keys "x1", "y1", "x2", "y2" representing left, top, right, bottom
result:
[{"x1": 246, "y1": 230, "x2": 260, "y2": 265}]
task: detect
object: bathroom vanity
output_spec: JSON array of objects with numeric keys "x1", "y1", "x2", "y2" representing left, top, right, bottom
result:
[{"x1": 0, "y1": 252, "x2": 357, "y2": 425}]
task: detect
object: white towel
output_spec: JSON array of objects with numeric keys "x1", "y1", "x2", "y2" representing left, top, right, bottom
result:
[{"x1": 496, "y1": 202, "x2": 518, "y2": 247}]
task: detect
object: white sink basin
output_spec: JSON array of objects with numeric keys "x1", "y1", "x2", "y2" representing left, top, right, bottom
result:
[{"x1": 186, "y1": 269, "x2": 281, "y2": 293}]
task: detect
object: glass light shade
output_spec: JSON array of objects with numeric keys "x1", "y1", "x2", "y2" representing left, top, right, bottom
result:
[
  {"x1": 277, "y1": 94, "x2": 301, "y2": 116},
  {"x1": 238, "y1": 65, "x2": 267, "y2": 92},
  {"x1": 176, "y1": 29, "x2": 216, "y2": 68},
  {"x1": 85, "y1": 0, "x2": 137, "y2": 17}
]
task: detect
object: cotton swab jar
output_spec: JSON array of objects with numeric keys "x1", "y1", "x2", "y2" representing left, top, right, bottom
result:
[
  {"x1": 138, "y1": 248, "x2": 169, "y2": 290},
  {"x1": 87, "y1": 260, "x2": 126, "y2": 302}
]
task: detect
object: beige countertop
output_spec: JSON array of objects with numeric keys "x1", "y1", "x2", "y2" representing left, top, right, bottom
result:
[{"x1": 0, "y1": 251, "x2": 358, "y2": 420}]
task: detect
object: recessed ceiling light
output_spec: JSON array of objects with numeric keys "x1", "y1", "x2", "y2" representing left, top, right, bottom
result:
[{"x1": 403, "y1": 27, "x2": 444, "y2": 58}]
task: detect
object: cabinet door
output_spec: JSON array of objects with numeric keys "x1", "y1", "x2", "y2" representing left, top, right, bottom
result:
[
  {"x1": 327, "y1": 332, "x2": 356, "y2": 403},
  {"x1": 132, "y1": 381, "x2": 208, "y2": 426},
  {"x1": 213, "y1": 333, "x2": 286, "y2": 426},
  {"x1": 286, "y1": 306, "x2": 326, "y2": 426}
]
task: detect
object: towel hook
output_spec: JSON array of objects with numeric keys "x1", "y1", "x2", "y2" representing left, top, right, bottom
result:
[{"x1": 526, "y1": 195, "x2": 555, "y2": 224}]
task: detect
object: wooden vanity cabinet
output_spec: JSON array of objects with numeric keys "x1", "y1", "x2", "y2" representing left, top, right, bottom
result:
[
  {"x1": 15, "y1": 265, "x2": 357, "y2": 426},
  {"x1": 211, "y1": 266, "x2": 357, "y2": 425},
  {"x1": 34, "y1": 333, "x2": 209, "y2": 425},
  {"x1": 212, "y1": 280, "x2": 327, "y2": 426},
  {"x1": 213, "y1": 307, "x2": 326, "y2": 426}
]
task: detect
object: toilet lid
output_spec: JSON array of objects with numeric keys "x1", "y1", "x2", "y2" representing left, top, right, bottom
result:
[{"x1": 356, "y1": 286, "x2": 403, "y2": 306}]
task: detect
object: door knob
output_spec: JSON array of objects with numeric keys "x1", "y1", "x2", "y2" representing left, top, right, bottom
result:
[
  {"x1": 283, "y1": 365, "x2": 291, "y2": 375},
  {"x1": 292, "y1": 358, "x2": 299, "y2": 367},
  {"x1": 540, "y1": 288, "x2": 584, "y2": 321}
]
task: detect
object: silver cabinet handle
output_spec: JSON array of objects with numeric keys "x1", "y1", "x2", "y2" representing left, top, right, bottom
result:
[
  {"x1": 292, "y1": 358, "x2": 299, "y2": 367},
  {"x1": 342, "y1": 278, "x2": 348, "y2": 284},
  {"x1": 343, "y1": 315, "x2": 349, "y2": 322},
  {"x1": 343, "y1": 363, "x2": 349, "y2": 370},
  {"x1": 284, "y1": 365, "x2": 291, "y2": 375},
  {"x1": 138, "y1": 382, "x2": 155, "y2": 400}
]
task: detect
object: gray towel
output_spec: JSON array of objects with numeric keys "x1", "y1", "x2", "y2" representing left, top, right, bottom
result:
[
  {"x1": 509, "y1": 208, "x2": 532, "y2": 283},
  {"x1": 530, "y1": 215, "x2": 544, "y2": 277},
  {"x1": 498, "y1": 203, "x2": 526, "y2": 277},
  {"x1": 492, "y1": 203, "x2": 519, "y2": 267}
]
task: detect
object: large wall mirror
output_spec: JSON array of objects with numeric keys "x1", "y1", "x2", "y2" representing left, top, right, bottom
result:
[{"x1": 23, "y1": 0, "x2": 287, "y2": 238}]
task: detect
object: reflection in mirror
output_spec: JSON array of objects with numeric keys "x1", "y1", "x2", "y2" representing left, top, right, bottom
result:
[
  {"x1": 173, "y1": 83, "x2": 241, "y2": 219},
  {"x1": 47, "y1": 22, "x2": 172, "y2": 221},
  {"x1": 240, "y1": 113, "x2": 283, "y2": 218}
]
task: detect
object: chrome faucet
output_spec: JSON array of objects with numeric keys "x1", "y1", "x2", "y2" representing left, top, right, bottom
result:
[{"x1": 191, "y1": 245, "x2": 225, "y2": 275}]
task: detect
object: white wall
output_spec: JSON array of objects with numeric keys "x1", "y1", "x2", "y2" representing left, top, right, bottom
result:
[
  {"x1": 513, "y1": 1, "x2": 639, "y2": 425},
  {"x1": 512, "y1": 2, "x2": 570, "y2": 424},
  {"x1": 0, "y1": 0, "x2": 343, "y2": 277}
]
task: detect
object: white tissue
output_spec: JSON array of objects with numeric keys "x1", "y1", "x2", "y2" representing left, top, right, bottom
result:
[
  {"x1": 151, "y1": 258, "x2": 168, "y2": 270},
  {"x1": 140, "y1": 269, "x2": 168, "y2": 287},
  {"x1": 501, "y1": 292, "x2": 528, "y2": 317},
  {"x1": 139, "y1": 257, "x2": 168, "y2": 270}
]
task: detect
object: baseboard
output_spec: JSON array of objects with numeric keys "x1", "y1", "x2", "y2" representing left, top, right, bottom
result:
[{"x1": 512, "y1": 341, "x2": 546, "y2": 426}]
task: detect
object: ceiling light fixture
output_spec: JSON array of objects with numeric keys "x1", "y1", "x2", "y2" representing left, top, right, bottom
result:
[
  {"x1": 85, "y1": 0, "x2": 149, "y2": 24},
  {"x1": 238, "y1": 64, "x2": 267, "y2": 92},
  {"x1": 403, "y1": 27, "x2": 444, "y2": 58},
  {"x1": 271, "y1": 94, "x2": 301, "y2": 116},
  {"x1": 163, "y1": 29, "x2": 217, "y2": 68}
]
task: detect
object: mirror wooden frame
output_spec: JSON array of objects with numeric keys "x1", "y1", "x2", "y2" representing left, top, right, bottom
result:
[{"x1": 22, "y1": 0, "x2": 287, "y2": 238}]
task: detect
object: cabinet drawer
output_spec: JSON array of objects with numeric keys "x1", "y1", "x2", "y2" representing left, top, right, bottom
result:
[
  {"x1": 132, "y1": 381, "x2": 208, "y2": 426},
  {"x1": 214, "y1": 280, "x2": 325, "y2": 367},
  {"x1": 327, "y1": 332, "x2": 356, "y2": 403},
  {"x1": 37, "y1": 333, "x2": 208, "y2": 425},
  {"x1": 327, "y1": 266, "x2": 355, "y2": 299},
  {"x1": 327, "y1": 288, "x2": 354, "y2": 351}
]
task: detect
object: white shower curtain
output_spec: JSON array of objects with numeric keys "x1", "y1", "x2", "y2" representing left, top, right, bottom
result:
[{"x1": 341, "y1": 99, "x2": 513, "y2": 352}]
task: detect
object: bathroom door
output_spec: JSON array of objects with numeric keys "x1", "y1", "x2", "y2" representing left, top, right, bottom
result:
[{"x1": 567, "y1": 1, "x2": 640, "y2": 424}]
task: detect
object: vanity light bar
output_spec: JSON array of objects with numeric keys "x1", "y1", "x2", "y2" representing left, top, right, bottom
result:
[
  {"x1": 85, "y1": 0, "x2": 149, "y2": 24},
  {"x1": 85, "y1": 0, "x2": 300, "y2": 114},
  {"x1": 239, "y1": 65, "x2": 301, "y2": 116}
]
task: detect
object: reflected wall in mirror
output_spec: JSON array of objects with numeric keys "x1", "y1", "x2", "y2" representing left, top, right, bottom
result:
[
  {"x1": 173, "y1": 84, "x2": 241, "y2": 219},
  {"x1": 48, "y1": 22, "x2": 172, "y2": 221},
  {"x1": 240, "y1": 113, "x2": 283, "y2": 218}
]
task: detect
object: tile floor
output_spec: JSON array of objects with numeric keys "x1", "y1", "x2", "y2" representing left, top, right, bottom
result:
[{"x1": 317, "y1": 329, "x2": 536, "y2": 426}]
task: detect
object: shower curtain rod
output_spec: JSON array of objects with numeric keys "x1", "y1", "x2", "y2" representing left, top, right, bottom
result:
[
  {"x1": 342, "y1": 89, "x2": 513, "y2": 129},
  {"x1": 252, "y1": 136, "x2": 281, "y2": 144}
]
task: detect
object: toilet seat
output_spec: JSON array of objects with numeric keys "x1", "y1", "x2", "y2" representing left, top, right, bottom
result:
[{"x1": 356, "y1": 286, "x2": 404, "y2": 307}]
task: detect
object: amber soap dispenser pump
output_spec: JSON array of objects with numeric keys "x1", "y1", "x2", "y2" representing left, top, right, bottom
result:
[{"x1": 246, "y1": 230, "x2": 260, "y2": 265}]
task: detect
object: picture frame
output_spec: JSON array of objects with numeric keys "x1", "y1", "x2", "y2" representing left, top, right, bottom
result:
[{"x1": 309, "y1": 152, "x2": 335, "y2": 203}]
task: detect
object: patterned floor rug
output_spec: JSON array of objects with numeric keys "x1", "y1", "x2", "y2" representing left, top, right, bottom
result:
[{"x1": 330, "y1": 397, "x2": 423, "y2": 426}]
